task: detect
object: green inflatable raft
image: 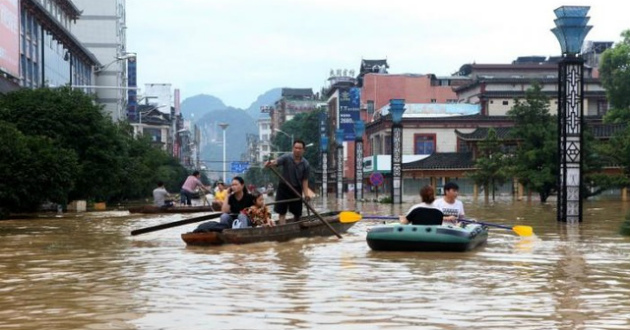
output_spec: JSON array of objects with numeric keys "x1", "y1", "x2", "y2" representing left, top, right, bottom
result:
[{"x1": 367, "y1": 223, "x2": 489, "y2": 252}]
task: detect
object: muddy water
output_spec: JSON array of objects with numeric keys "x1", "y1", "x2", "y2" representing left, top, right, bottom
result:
[{"x1": 1, "y1": 199, "x2": 630, "y2": 329}]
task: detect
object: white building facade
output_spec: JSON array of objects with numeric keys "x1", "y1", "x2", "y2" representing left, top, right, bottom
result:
[{"x1": 72, "y1": 0, "x2": 129, "y2": 121}]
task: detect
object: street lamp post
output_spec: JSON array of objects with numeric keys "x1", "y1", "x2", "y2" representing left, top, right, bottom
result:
[
  {"x1": 219, "y1": 123, "x2": 229, "y2": 183},
  {"x1": 321, "y1": 135, "x2": 329, "y2": 198},
  {"x1": 354, "y1": 120, "x2": 365, "y2": 201},
  {"x1": 335, "y1": 129, "x2": 344, "y2": 199},
  {"x1": 389, "y1": 99, "x2": 406, "y2": 204},
  {"x1": 551, "y1": 6, "x2": 591, "y2": 223}
]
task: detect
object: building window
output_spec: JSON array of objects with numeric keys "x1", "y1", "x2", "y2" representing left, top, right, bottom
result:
[
  {"x1": 458, "y1": 138, "x2": 470, "y2": 153},
  {"x1": 414, "y1": 134, "x2": 436, "y2": 155},
  {"x1": 502, "y1": 100, "x2": 509, "y2": 105},
  {"x1": 430, "y1": 99, "x2": 437, "y2": 103},
  {"x1": 367, "y1": 100, "x2": 374, "y2": 119}
]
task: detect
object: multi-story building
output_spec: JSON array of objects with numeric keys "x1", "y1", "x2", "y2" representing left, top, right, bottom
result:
[
  {"x1": 257, "y1": 116, "x2": 271, "y2": 163},
  {"x1": 269, "y1": 88, "x2": 319, "y2": 134},
  {"x1": 0, "y1": 0, "x2": 100, "y2": 93},
  {"x1": 72, "y1": 0, "x2": 129, "y2": 121}
]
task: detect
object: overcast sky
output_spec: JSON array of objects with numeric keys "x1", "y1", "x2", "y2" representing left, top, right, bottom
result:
[{"x1": 126, "y1": 0, "x2": 629, "y2": 109}]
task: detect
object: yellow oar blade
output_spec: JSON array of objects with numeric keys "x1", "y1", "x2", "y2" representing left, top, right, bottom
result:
[
  {"x1": 512, "y1": 225, "x2": 533, "y2": 237},
  {"x1": 339, "y1": 211, "x2": 362, "y2": 223}
]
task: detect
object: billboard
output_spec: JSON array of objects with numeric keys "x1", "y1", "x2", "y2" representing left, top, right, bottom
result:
[
  {"x1": 126, "y1": 57, "x2": 137, "y2": 122},
  {"x1": 338, "y1": 87, "x2": 361, "y2": 141},
  {"x1": 0, "y1": 0, "x2": 20, "y2": 78}
]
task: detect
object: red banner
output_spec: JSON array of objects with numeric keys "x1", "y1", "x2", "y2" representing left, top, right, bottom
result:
[{"x1": 0, "y1": 0, "x2": 20, "y2": 78}]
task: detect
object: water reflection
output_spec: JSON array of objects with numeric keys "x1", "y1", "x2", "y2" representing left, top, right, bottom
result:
[{"x1": 2, "y1": 200, "x2": 630, "y2": 329}]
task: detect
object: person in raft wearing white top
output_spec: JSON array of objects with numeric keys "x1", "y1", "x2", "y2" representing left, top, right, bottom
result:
[{"x1": 434, "y1": 182, "x2": 465, "y2": 225}]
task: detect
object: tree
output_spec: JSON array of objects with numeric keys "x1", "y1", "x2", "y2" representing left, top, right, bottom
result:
[
  {"x1": 599, "y1": 30, "x2": 630, "y2": 187},
  {"x1": 507, "y1": 83, "x2": 558, "y2": 202},
  {"x1": 0, "y1": 87, "x2": 189, "y2": 206},
  {"x1": 0, "y1": 121, "x2": 78, "y2": 217},
  {"x1": 468, "y1": 128, "x2": 509, "y2": 201},
  {"x1": 599, "y1": 30, "x2": 630, "y2": 123}
]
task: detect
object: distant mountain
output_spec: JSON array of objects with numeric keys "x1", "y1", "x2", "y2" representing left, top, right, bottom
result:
[
  {"x1": 196, "y1": 107, "x2": 258, "y2": 179},
  {"x1": 180, "y1": 94, "x2": 227, "y2": 120},
  {"x1": 244, "y1": 88, "x2": 282, "y2": 120}
]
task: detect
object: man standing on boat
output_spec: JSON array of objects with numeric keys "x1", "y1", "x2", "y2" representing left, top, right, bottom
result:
[
  {"x1": 434, "y1": 182, "x2": 465, "y2": 225},
  {"x1": 265, "y1": 139, "x2": 312, "y2": 225},
  {"x1": 180, "y1": 171, "x2": 209, "y2": 206}
]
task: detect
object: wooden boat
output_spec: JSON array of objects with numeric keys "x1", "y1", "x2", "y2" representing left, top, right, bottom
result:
[
  {"x1": 181, "y1": 211, "x2": 355, "y2": 246},
  {"x1": 128, "y1": 202, "x2": 220, "y2": 214},
  {"x1": 367, "y1": 223, "x2": 488, "y2": 252}
]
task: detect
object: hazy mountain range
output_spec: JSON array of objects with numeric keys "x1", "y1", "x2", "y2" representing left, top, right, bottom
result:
[{"x1": 180, "y1": 88, "x2": 282, "y2": 179}]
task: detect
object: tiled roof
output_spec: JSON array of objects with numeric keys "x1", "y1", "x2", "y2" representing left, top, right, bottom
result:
[
  {"x1": 403, "y1": 152, "x2": 475, "y2": 170},
  {"x1": 455, "y1": 127, "x2": 513, "y2": 140},
  {"x1": 281, "y1": 88, "x2": 313, "y2": 97}
]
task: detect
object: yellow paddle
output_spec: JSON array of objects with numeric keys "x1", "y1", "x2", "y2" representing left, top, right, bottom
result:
[{"x1": 339, "y1": 211, "x2": 534, "y2": 237}]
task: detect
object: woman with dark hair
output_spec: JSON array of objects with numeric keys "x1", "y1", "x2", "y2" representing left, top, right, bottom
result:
[
  {"x1": 399, "y1": 185, "x2": 443, "y2": 225},
  {"x1": 195, "y1": 176, "x2": 255, "y2": 232}
]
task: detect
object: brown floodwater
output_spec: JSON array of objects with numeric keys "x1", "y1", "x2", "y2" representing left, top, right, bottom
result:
[{"x1": 1, "y1": 197, "x2": 630, "y2": 329}]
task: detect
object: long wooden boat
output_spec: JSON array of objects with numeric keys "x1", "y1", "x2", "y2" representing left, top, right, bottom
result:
[
  {"x1": 128, "y1": 202, "x2": 220, "y2": 214},
  {"x1": 181, "y1": 211, "x2": 355, "y2": 246},
  {"x1": 367, "y1": 223, "x2": 488, "y2": 252}
]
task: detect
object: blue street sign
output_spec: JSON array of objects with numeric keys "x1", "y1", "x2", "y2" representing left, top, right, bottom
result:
[{"x1": 230, "y1": 161, "x2": 250, "y2": 173}]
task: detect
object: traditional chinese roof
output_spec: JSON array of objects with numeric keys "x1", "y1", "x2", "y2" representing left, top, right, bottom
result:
[
  {"x1": 281, "y1": 88, "x2": 313, "y2": 98},
  {"x1": 403, "y1": 152, "x2": 475, "y2": 170},
  {"x1": 455, "y1": 127, "x2": 513, "y2": 141}
]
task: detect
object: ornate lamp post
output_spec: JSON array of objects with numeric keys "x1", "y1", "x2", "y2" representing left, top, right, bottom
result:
[
  {"x1": 389, "y1": 99, "x2": 406, "y2": 204},
  {"x1": 335, "y1": 128, "x2": 344, "y2": 199},
  {"x1": 320, "y1": 135, "x2": 329, "y2": 198},
  {"x1": 354, "y1": 120, "x2": 365, "y2": 201},
  {"x1": 551, "y1": 6, "x2": 592, "y2": 223}
]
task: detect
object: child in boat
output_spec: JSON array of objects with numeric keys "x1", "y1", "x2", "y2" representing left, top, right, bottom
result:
[{"x1": 234, "y1": 191, "x2": 274, "y2": 228}]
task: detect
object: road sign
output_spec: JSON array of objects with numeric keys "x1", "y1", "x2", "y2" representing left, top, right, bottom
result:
[
  {"x1": 230, "y1": 161, "x2": 250, "y2": 173},
  {"x1": 370, "y1": 172, "x2": 384, "y2": 186}
]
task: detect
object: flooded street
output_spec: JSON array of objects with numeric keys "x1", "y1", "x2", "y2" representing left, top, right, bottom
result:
[{"x1": 2, "y1": 198, "x2": 630, "y2": 329}]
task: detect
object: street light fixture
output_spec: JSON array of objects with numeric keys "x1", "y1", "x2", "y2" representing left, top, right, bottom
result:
[
  {"x1": 389, "y1": 99, "x2": 406, "y2": 204},
  {"x1": 335, "y1": 128, "x2": 344, "y2": 199},
  {"x1": 94, "y1": 52, "x2": 137, "y2": 73},
  {"x1": 551, "y1": 6, "x2": 591, "y2": 223},
  {"x1": 219, "y1": 123, "x2": 229, "y2": 183},
  {"x1": 354, "y1": 120, "x2": 365, "y2": 201}
]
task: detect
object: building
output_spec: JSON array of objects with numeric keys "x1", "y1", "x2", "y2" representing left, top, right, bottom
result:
[
  {"x1": 72, "y1": 0, "x2": 129, "y2": 121},
  {"x1": 0, "y1": 0, "x2": 100, "y2": 94},
  {"x1": 454, "y1": 59, "x2": 608, "y2": 116},
  {"x1": 257, "y1": 116, "x2": 271, "y2": 163},
  {"x1": 269, "y1": 88, "x2": 319, "y2": 134}
]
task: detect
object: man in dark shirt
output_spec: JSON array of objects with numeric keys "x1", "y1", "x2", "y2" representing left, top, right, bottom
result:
[{"x1": 265, "y1": 139, "x2": 312, "y2": 224}]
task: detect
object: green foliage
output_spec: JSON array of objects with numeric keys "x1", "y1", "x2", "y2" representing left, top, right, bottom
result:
[
  {"x1": 600, "y1": 30, "x2": 630, "y2": 123},
  {"x1": 0, "y1": 87, "x2": 188, "y2": 214},
  {"x1": 243, "y1": 166, "x2": 268, "y2": 187},
  {"x1": 507, "y1": 83, "x2": 558, "y2": 202},
  {"x1": 468, "y1": 128, "x2": 509, "y2": 200},
  {"x1": 0, "y1": 121, "x2": 78, "y2": 214}
]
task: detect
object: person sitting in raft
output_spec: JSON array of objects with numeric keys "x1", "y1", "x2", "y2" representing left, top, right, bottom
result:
[
  {"x1": 399, "y1": 185, "x2": 443, "y2": 225},
  {"x1": 153, "y1": 181, "x2": 174, "y2": 208},
  {"x1": 434, "y1": 181, "x2": 465, "y2": 225},
  {"x1": 233, "y1": 190, "x2": 274, "y2": 228}
]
